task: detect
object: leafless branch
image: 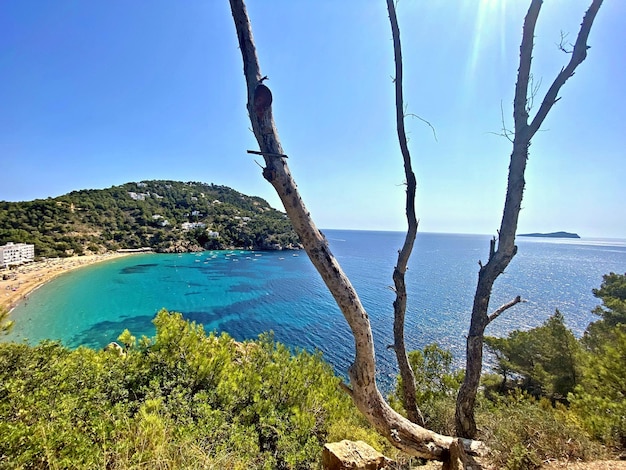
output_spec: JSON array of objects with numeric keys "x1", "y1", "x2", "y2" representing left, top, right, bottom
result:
[
  {"x1": 557, "y1": 31, "x2": 574, "y2": 54},
  {"x1": 406, "y1": 113, "x2": 438, "y2": 142},
  {"x1": 247, "y1": 149, "x2": 288, "y2": 158},
  {"x1": 526, "y1": 73, "x2": 543, "y2": 114},
  {"x1": 528, "y1": 0, "x2": 603, "y2": 137},
  {"x1": 339, "y1": 381, "x2": 354, "y2": 398},
  {"x1": 488, "y1": 296, "x2": 524, "y2": 324},
  {"x1": 487, "y1": 100, "x2": 515, "y2": 143}
]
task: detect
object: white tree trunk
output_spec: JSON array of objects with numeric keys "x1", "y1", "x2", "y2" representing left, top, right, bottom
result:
[{"x1": 228, "y1": 0, "x2": 485, "y2": 462}]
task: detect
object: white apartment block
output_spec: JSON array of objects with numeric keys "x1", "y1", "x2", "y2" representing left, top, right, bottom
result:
[{"x1": 0, "y1": 242, "x2": 35, "y2": 267}]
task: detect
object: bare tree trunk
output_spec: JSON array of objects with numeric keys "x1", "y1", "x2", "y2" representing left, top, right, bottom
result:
[
  {"x1": 228, "y1": 0, "x2": 486, "y2": 462},
  {"x1": 455, "y1": 0, "x2": 604, "y2": 439},
  {"x1": 387, "y1": 0, "x2": 423, "y2": 428}
]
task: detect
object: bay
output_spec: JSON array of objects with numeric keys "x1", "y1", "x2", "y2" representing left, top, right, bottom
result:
[{"x1": 5, "y1": 230, "x2": 626, "y2": 387}]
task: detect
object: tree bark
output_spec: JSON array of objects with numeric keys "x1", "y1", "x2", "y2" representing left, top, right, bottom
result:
[
  {"x1": 228, "y1": 0, "x2": 486, "y2": 462},
  {"x1": 387, "y1": 0, "x2": 423, "y2": 428},
  {"x1": 455, "y1": 0, "x2": 604, "y2": 439}
]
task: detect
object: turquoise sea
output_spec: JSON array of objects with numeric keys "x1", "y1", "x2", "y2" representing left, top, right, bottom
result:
[{"x1": 5, "y1": 230, "x2": 626, "y2": 386}]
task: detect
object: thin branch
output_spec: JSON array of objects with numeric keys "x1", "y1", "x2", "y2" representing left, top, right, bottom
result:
[
  {"x1": 557, "y1": 31, "x2": 573, "y2": 54},
  {"x1": 488, "y1": 296, "x2": 524, "y2": 324},
  {"x1": 528, "y1": 0, "x2": 603, "y2": 137},
  {"x1": 496, "y1": 100, "x2": 515, "y2": 143},
  {"x1": 339, "y1": 381, "x2": 354, "y2": 398},
  {"x1": 247, "y1": 150, "x2": 288, "y2": 158},
  {"x1": 512, "y1": 0, "x2": 542, "y2": 137},
  {"x1": 526, "y1": 73, "x2": 543, "y2": 114},
  {"x1": 405, "y1": 113, "x2": 438, "y2": 142}
]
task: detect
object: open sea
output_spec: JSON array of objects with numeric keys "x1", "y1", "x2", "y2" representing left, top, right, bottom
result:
[{"x1": 4, "y1": 230, "x2": 626, "y2": 388}]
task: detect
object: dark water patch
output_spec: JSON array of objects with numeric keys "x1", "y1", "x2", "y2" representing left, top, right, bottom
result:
[
  {"x1": 181, "y1": 310, "x2": 226, "y2": 326},
  {"x1": 227, "y1": 282, "x2": 266, "y2": 293},
  {"x1": 120, "y1": 263, "x2": 159, "y2": 274},
  {"x1": 263, "y1": 277, "x2": 321, "y2": 303},
  {"x1": 67, "y1": 315, "x2": 156, "y2": 349},
  {"x1": 218, "y1": 316, "x2": 302, "y2": 343},
  {"x1": 197, "y1": 266, "x2": 265, "y2": 279},
  {"x1": 163, "y1": 264, "x2": 203, "y2": 270},
  {"x1": 210, "y1": 301, "x2": 264, "y2": 321},
  {"x1": 185, "y1": 282, "x2": 206, "y2": 288}
]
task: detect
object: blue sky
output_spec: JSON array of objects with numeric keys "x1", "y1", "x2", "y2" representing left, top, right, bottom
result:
[{"x1": 1, "y1": 1, "x2": 624, "y2": 238}]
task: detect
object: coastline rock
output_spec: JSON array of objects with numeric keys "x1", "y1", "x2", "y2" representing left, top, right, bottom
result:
[
  {"x1": 157, "y1": 239, "x2": 302, "y2": 253},
  {"x1": 158, "y1": 240, "x2": 204, "y2": 253}
]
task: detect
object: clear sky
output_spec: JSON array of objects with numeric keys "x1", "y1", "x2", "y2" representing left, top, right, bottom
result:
[{"x1": 1, "y1": 1, "x2": 624, "y2": 238}]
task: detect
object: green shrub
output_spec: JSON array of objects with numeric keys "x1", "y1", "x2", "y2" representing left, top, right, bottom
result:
[
  {"x1": 479, "y1": 391, "x2": 604, "y2": 469},
  {"x1": 0, "y1": 310, "x2": 378, "y2": 469},
  {"x1": 570, "y1": 325, "x2": 626, "y2": 449},
  {"x1": 390, "y1": 341, "x2": 605, "y2": 469},
  {"x1": 390, "y1": 343, "x2": 463, "y2": 435},
  {"x1": 485, "y1": 310, "x2": 581, "y2": 402}
]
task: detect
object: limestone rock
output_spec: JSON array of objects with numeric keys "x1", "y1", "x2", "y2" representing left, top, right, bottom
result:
[
  {"x1": 104, "y1": 341, "x2": 125, "y2": 356},
  {"x1": 322, "y1": 440, "x2": 392, "y2": 470}
]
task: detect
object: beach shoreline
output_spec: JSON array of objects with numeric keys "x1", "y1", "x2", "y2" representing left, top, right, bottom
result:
[{"x1": 1, "y1": 252, "x2": 136, "y2": 313}]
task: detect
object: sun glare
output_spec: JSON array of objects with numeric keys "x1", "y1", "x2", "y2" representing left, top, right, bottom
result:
[{"x1": 467, "y1": 0, "x2": 509, "y2": 79}]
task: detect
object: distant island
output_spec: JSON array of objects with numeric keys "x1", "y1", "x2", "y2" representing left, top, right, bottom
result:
[{"x1": 519, "y1": 231, "x2": 581, "y2": 239}]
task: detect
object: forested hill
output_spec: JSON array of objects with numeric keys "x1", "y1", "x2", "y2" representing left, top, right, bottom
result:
[{"x1": 0, "y1": 180, "x2": 301, "y2": 258}]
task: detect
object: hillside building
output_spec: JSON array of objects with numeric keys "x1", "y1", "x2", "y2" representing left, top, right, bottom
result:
[
  {"x1": 0, "y1": 242, "x2": 35, "y2": 268},
  {"x1": 181, "y1": 222, "x2": 206, "y2": 231}
]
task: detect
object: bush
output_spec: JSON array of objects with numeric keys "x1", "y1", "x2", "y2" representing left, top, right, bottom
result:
[
  {"x1": 390, "y1": 343, "x2": 463, "y2": 435},
  {"x1": 485, "y1": 310, "x2": 581, "y2": 402},
  {"x1": 0, "y1": 310, "x2": 379, "y2": 469},
  {"x1": 570, "y1": 325, "x2": 626, "y2": 449},
  {"x1": 391, "y1": 341, "x2": 605, "y2": 469},
  {"x1": 479, "y1": 391, "x2": 604, "y2": 470}
]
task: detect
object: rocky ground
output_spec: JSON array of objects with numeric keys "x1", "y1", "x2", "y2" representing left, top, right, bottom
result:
[
  {"x1": 415, "y1": 460, "x2": 626, "y2": 469},
  {"x1": 541, "y1": 461, "x2": 626, "y2": 469}
]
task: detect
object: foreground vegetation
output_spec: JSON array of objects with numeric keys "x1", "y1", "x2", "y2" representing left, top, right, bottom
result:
[
  {"x1": 0, "y1": 180, "x2": 300, "y2": 258},
  {"x1": 0, "y1": 274, "x2": 623, "y2": 469},
  {"x1": 391, "y1": 272, "x2": 625, "y2": 469},
  {"x1": 0, "y1": 311, "x2": 385, "y2": 469}
]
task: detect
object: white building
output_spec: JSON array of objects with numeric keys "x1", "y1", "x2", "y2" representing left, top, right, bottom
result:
[
  {"x1": 0, "y1": 242, "x2": 35, "y2": 267},
  {"x1": 128, "y1": 192, "x2": 148, "y2": 201},
  {"x1": 181, "y1": 222, "x2": 206, "y2": 231}
]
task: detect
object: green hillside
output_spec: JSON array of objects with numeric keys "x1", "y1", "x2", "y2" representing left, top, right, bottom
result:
[{"x1": 0, "y1": 180, "x2": 300, "y2": 258}]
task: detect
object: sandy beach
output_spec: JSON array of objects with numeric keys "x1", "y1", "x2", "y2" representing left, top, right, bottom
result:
[{"x1": 0, "y1": 252, "x2": 135, "y2": 313}]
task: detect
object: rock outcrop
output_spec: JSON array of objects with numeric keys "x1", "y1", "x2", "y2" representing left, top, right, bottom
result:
[{"x1": 322, "y1": 440, "x2": 392, "y2": 470}]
